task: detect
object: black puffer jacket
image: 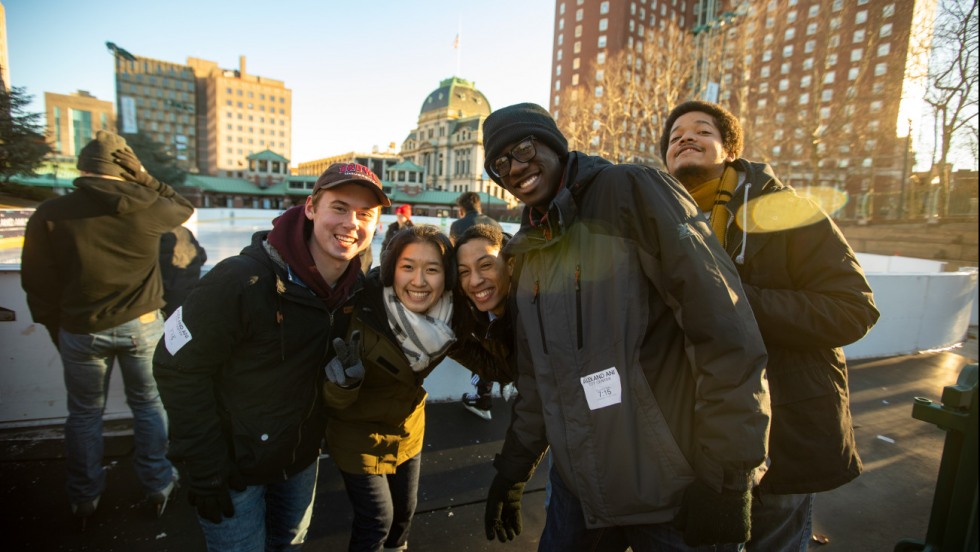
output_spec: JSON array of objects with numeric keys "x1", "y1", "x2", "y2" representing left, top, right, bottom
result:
[
  {"x1": 723, "y1": 159, "x2": 879, "y2": 494},
  {"x1": 153, "y1": 231, "x2": 359, "y2": 489}
]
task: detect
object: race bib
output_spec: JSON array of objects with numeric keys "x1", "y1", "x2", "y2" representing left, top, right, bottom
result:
[
  {"x1": 580, "y1": 367, "x2": 622, "y2": 410},
  {"x1": 164, "y1": 306, "x2": 192, "y2": 355}
]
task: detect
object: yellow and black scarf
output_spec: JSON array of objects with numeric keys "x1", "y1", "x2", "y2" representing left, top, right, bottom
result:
[{"x1": 687, "y1": 165, "x2": 738, "y2": 247}]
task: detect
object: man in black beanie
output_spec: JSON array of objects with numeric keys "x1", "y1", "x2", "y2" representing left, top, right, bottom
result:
[
  {"x1": 480, "y1": 103, "x2": 771, "y2": 550},
  {"x1": 21, "y1": 130, "x2": 194, "y2": 528},
  {"x1": 661, "y1": 100, "x2": 879, "y2": 551}
]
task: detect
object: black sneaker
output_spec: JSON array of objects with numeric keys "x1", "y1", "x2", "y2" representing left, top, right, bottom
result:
[{"x1": 462, "y1": 393, "x2": 492, "y2": 421}]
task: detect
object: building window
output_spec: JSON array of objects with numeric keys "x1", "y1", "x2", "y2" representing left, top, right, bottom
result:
[
  {"x1": 870, "y1": 100, "x2": 882, "y2": 112},
  {"x1": 785, "y1": 28, "x2": 796, "y2": 41},
  {"x1": 599, "y1": 18, "x2": 608, "y2": 31},
  {"x1": 853, "y1": 29, "x2": 866, "y2": 43},
  {"x1": 779, "y1": 78, "x2": 790, "y2": 91},
  {"x1": 799, "y1": 93, "x2": 810, "y2": 104},
  {"x1": 575, "y1": 25, "x2": 583, "y2": 37},
  {"x1": 874, "y1": 62, "x2": 887, "y2": 76},
  {"x1": 598, "y1": 35, "x2": 607, "y2": 48},
  {"x1": 574, "y1": 41, "x2": 581, "y2": 53},
  {"x1": 787, "y1": 10, "x2": 797, "y2": 23},
  {"x1": 808, "y1": 5, "x2": 819, "y2": 17},
  {"x1": 827, "y1": 53, "x2": 838, "y2": 66},
  {"x1": 572, "y1": 74, "x2": 580, "y2": 85},
  {"x1": 878, "y1": 43, "x2": 891, "y2": 56},
  {"x1": 595, "y1": 85, "x2": 603, "y2": 97},
  {"x1": 823, "y1": 72, "x2": 836, "y2": 84},
  {"x1": 576, "y1": 7, "x2": 583, "y2": 21},
  {"x1": 855, "y1": 10, "x2": 868, "y2": 24},
  {"x1": 597, "y1": 52, "x2": 606, "y2": 64},
  {"x1": 600, "y1": 1, "x2": 609, "y2": 14},
  {"x1": 804, "y1": 40, "x2": 815, "y2": 53},
  {"x1": 850, "y1": 48, "x2": 863, "y2": 62},
  {"x1": 782, "y1": 45, "x2": 794, "y2": 57},
  {"x1": 801, "y1": 75, "x2": 812, "y2": 88},
  {"x1": 883, "y1": 4, "x2": 895, "y2": 17},
  {"x1": 573, "y1": 57, "x2": 581, "y2": 69},
  {"x1": 821, "y1": 89, "x2": 833, "y2": 102},
  {"x1": 881, "y1": 23, "x2": 893, "y2": 37},
  {"x1": 806, "y1": 22, "x2": 817, "y2": 35},
  {"x1": 848, "y1": 67, "x2": 860, "y2": 80}
]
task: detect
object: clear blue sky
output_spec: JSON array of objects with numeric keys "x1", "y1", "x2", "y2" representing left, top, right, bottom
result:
[{"x1": 4, "y1": 0, "x2": 554, "y2": 166}]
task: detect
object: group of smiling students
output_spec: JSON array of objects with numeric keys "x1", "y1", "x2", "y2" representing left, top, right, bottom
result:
[
  {"x1": 321, "y1": 222, "x2": 515, "y2": 551},
  {"x1": 152, "y1": 154, "x2": 516, "y2": 552}
]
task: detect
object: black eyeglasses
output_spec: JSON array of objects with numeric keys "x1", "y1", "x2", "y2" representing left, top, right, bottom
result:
[{"x1": 489, "y1": 136, "x2": 537, "y2": 178}]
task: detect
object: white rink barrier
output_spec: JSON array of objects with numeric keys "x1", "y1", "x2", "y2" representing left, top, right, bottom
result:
[{"x1": 0, "y1": 209, "x2": 975, "y2": 426}]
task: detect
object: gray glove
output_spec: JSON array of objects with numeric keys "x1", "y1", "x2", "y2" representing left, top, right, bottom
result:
[{"x1": 325, "y1": 331, "x2": 364, "y2": 388}]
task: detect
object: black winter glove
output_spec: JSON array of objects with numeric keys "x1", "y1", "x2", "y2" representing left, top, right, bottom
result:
[
  {"x1": 111, "y1": 148, "x2": 156, "y2": 187},
  {"x1": 324, "y1": 331, "x2": 364, "y2": 388},
  {"x1": 677, "y1": 479, "x2": 751, "y2": 547},
  {"x1": 187, "y1": 474, "x2": 246, "y2": 524},
  {"x1": 484, "y1": 473, "x2": 525, "y2": 542}
]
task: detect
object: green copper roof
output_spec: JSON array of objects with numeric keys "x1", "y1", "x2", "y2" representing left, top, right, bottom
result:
[
  {"x1": 246, "y1": 149, "x2": 290, "y2": 163},
  {"x1": 388, "y1": 160, "x2": 424, "y2": 171}
]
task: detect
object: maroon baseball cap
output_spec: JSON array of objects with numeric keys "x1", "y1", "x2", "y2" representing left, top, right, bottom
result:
[{"x1": 313, "y1": 162, "x2": 391, "y2": 206}]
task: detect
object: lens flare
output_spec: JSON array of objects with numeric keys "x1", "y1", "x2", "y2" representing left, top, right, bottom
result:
[{"x1": 735, "y1": 187, "x2": 849, "y2": 233}]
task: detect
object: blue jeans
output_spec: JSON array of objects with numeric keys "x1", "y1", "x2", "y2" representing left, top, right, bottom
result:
[
  {"x1": 59, "y1": 313, "x2": 172, "y2": 503},
  {"x1": 541, "y1": 465, "x2": 744, "y2": 552},
  {"x1": 198, "y1": 460, "x2": 318, "y2": 552},
  {"x1": 339, "y1": 454, "x2": 421, "y2": 552},
  {"x1": 746, "y1": 492, "x2": 814, "y2": 551}
]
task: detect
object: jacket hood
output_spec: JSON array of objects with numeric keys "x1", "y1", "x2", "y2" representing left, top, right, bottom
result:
[{"x1": 73, "y1": 175, "x2": 162, "y2": 215}]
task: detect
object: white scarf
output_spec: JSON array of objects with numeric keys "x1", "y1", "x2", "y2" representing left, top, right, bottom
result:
[{"x1": 383, "y1": 286, "x2": 456, "y2": 372}]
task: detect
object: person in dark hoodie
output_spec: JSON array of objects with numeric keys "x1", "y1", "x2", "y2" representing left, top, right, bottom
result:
[
  {"x1": 479, "y1": 103, "x2": 771, "y2": 551},
  {"x1": 153, "y1": 163, "x2": 390, "y2": 551},
  {"x1": 661, "y1": 100, "x2": 879, "y2": 551},
  {"x1": 21, "y1": 130, "x2": 193, "y2": 528},
  {"x1": 159, "y1": 225, "x2": 207, "y2": 317}
]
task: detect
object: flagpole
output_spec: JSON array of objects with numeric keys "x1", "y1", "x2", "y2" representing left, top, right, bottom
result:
[{"x1": 456, "y1": 18, "x2": 461, "y2": 76}]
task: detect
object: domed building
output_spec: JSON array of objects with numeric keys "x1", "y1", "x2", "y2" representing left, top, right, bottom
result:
[{"x1": 399, "y1": 77, "x2": 517, "y2": 210}]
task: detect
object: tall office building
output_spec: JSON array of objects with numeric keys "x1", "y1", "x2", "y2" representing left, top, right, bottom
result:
[
  {"x1": 44, "y1": 90, "x2": 115, "y2": 158},
  {"x1": 112, "y1": 51, "x2": 198, "y2": 172},
  {"x1": 0, "y1": 1, "x2": 9, "y2": 89},
  {"x1": 189, "y1": 56, "x2": 292, "y2": 178},
  {"x1": 549, "y1": 0, "x2": 935, "y2": 219}
]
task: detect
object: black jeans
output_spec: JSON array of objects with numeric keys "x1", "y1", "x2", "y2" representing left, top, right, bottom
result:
[{"x1": 339, "y1": 454, "x2": 421, "y2": 552}]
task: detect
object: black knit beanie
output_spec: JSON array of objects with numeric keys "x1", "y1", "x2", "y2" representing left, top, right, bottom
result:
[
  {"x1": 76, "y1": 130, "x2": 131, "y2": 179},
  {"x1": 483, "y1": 103, "x2": 569, "y2": 184}
]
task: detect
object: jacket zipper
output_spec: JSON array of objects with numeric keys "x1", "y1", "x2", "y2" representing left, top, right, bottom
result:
[
  {"x1": 575, "y1": 264, "x2": 583, "y2": 350},
  {"x1": 532, "y1": 279, "x2": 548, "y2": 354}
]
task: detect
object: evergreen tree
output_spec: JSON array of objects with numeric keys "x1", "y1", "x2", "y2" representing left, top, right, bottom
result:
[
  {"x1": 0, "y1": 84, "x2": 52, "y2": 183},
  {"x1": 121, "y1": 131, "x2": 187, "y2": 185}
]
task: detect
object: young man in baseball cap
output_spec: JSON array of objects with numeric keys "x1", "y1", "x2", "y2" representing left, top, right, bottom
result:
[{"x1": 154, "y1": 163, "x2": 389, "y2": 551}]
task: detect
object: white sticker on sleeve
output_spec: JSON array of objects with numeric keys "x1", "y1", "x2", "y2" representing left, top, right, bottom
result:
[
  {"x1": 580, "y1": 367, "x2": 622, "y2": 410},
  {"x1": 164, "y1": 306, "x2": 192, "y2": 355}
]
